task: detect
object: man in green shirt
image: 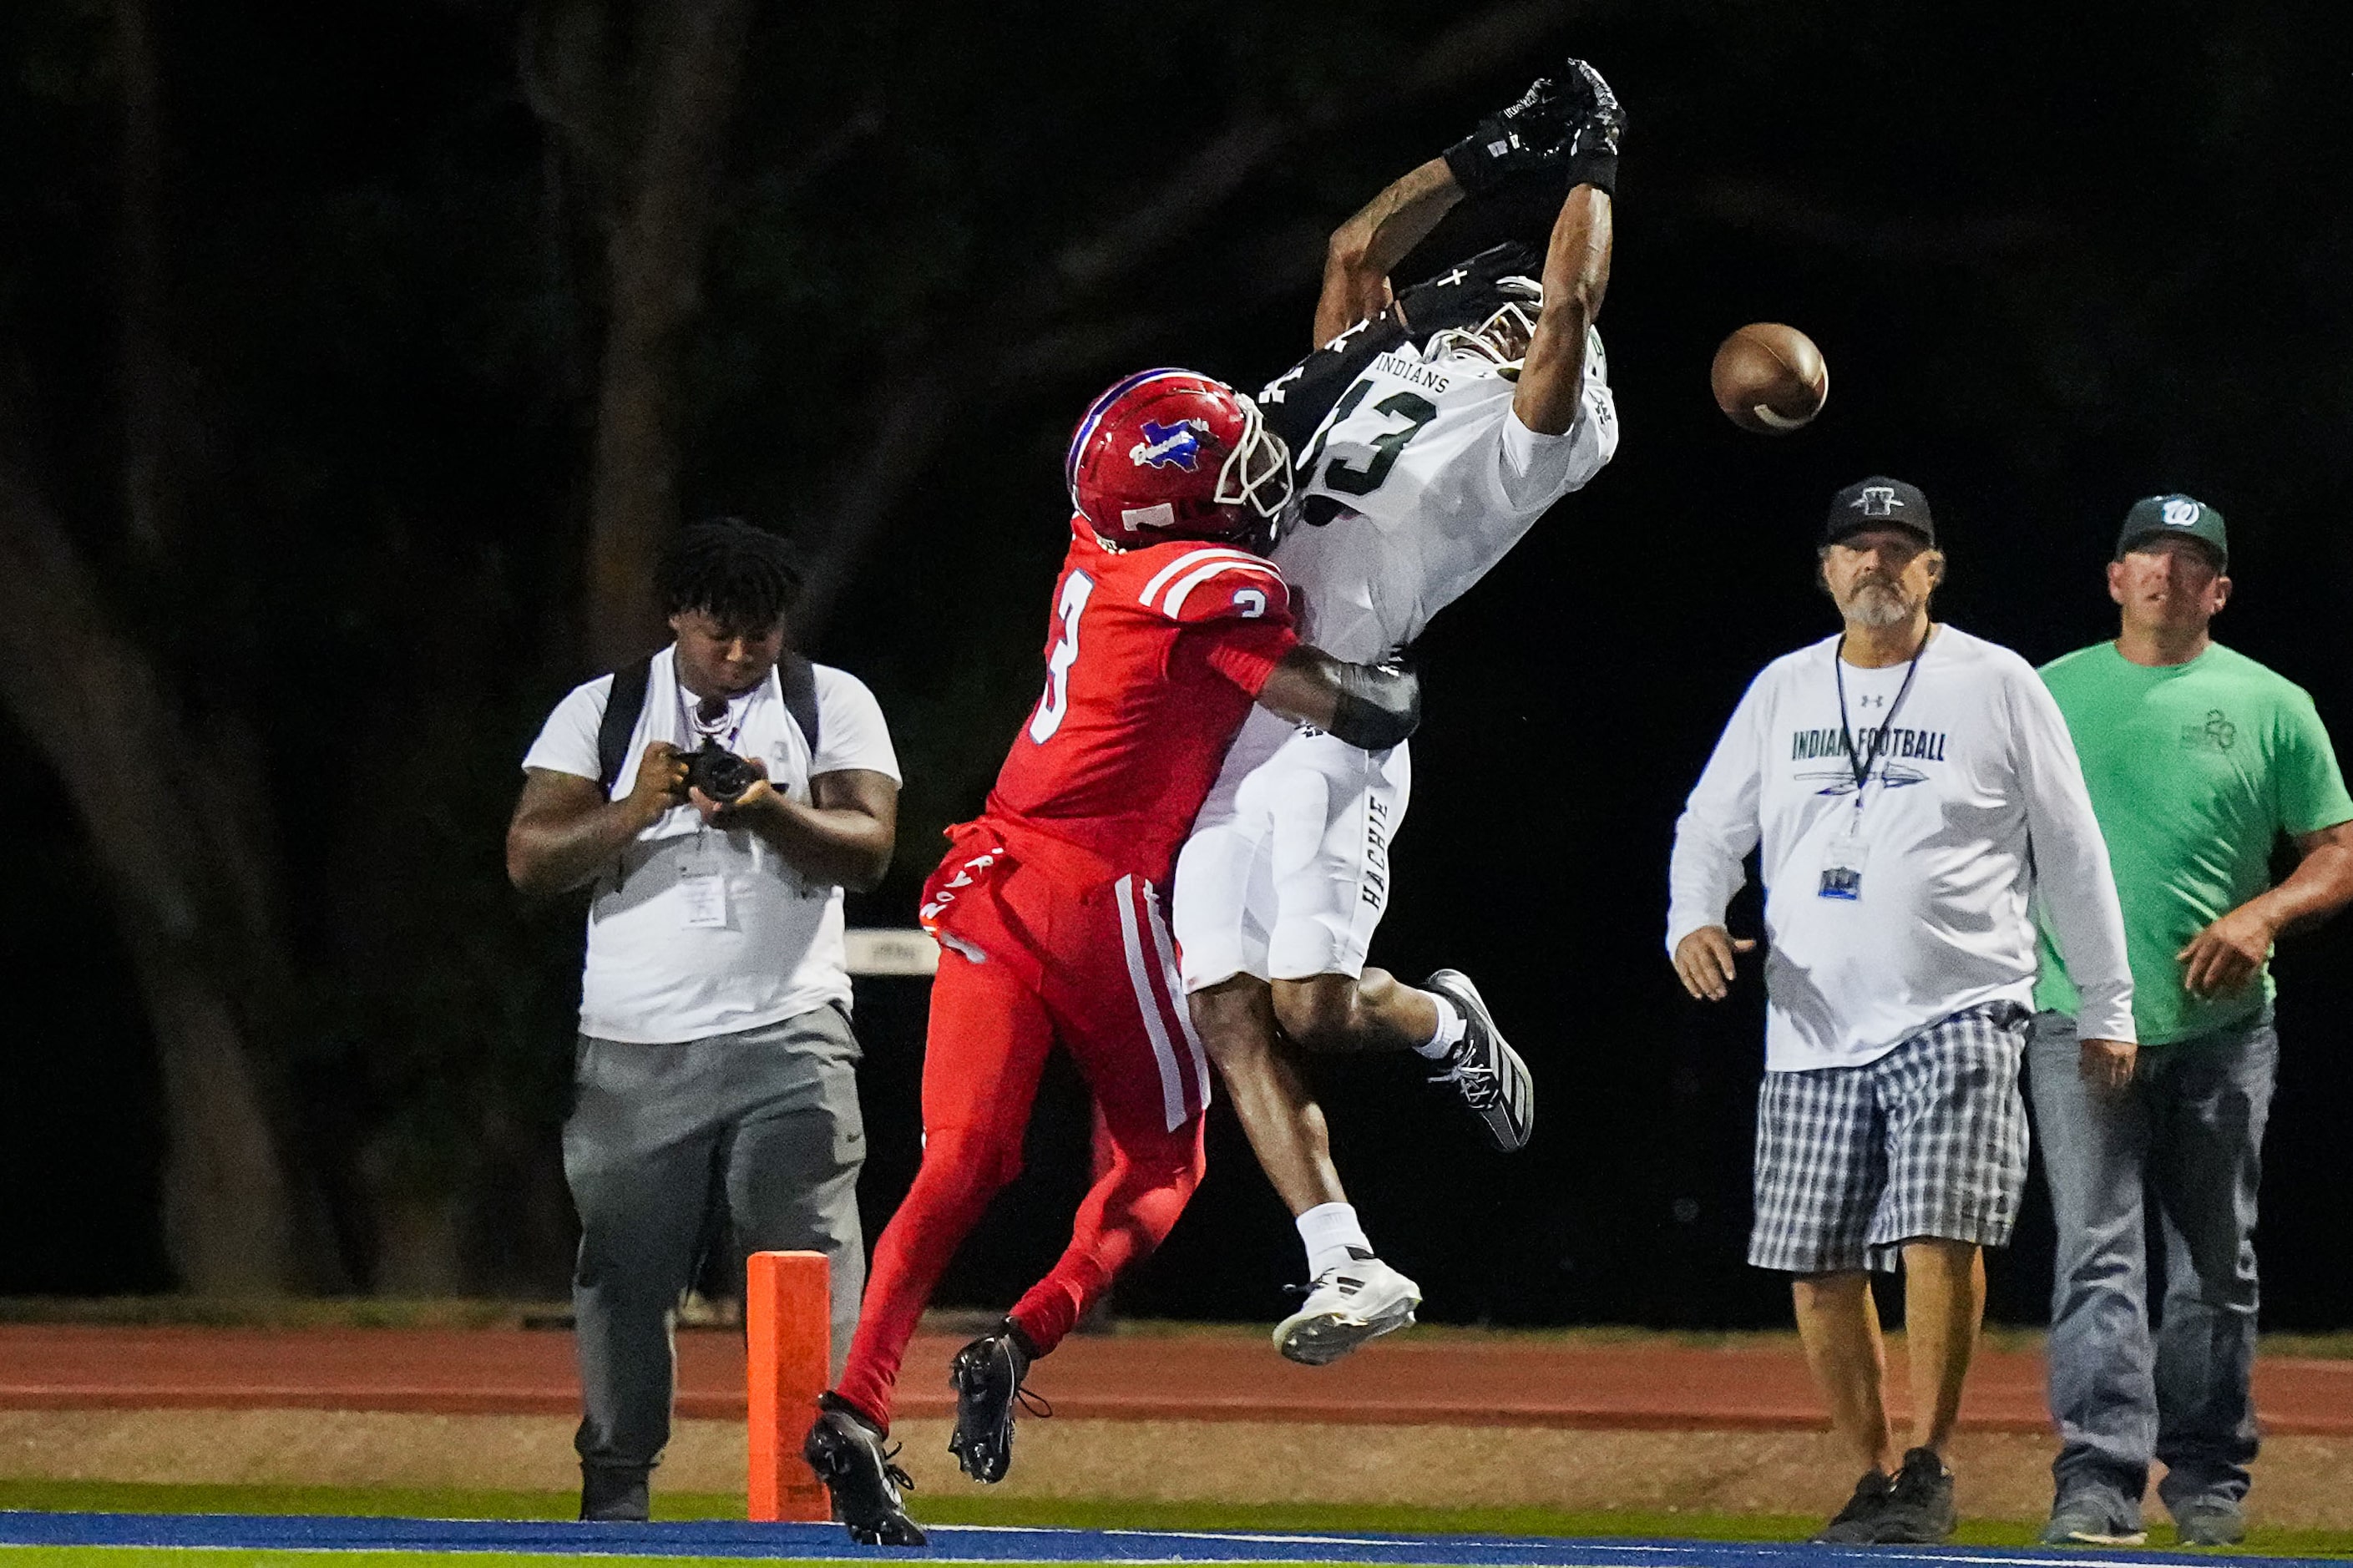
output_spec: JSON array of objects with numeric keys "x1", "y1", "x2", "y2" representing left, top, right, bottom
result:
[{"x1": 2032, "y1": 495, "x2": 2353, "y2": 1548}]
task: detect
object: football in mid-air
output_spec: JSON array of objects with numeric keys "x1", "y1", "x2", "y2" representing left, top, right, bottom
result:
[{"x1": 1711, "y1": 323, "x2": 1828, "y2": 434}]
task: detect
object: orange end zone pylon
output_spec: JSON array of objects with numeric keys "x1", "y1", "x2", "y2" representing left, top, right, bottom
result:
[{"x1": 746, "y1": 1250, "x2": 831, "y2": 1522}]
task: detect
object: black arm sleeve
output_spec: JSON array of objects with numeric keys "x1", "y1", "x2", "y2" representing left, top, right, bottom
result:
[{"x1": 1326, "y1": 660, "x2": 1423, "y2": 751}]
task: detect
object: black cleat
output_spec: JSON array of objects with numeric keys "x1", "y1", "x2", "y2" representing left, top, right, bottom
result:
[
  {"x1": 802, "y1": 1393, "x2": 925, "y2": 1546},
  {"x1": 948, "y1": 1318, "x2": 1047, "y2": 1483},
  {"x1": 1813, "y1": 1469, "x2": 1894, "y2": 1543},
  {"x1": 1422, "y1": 969, "x2": 1535, "y2": 1151}
]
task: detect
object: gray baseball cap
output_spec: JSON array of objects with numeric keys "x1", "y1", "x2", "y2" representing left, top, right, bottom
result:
[{"x1": 2116, "y1": 493, "x2": 2227, "y2": 569}]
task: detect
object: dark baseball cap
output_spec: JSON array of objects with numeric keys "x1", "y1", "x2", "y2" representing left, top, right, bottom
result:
[
  {"x1": 1824, "y1": 477, "x2": 1935, "y2": 547},
  {"x1": 2116, "y1": 493, "x2": 2227, "y2": 570}
]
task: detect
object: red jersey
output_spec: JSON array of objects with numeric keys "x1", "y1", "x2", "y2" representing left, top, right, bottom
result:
[{"x1": 984, "y1": 519, "x2": 1298, "y2": 879}]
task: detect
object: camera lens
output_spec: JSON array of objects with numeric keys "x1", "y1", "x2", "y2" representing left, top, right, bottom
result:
[
  {"x1": 707, "y1": 757, "x2": 751, "y2": 801},
  {"x1": 687, "y1": 744, "x2": 754, "y2": 803}
]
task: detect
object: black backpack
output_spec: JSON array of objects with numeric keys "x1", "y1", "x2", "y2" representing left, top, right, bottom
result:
[{"x1": 595, "y1": 651, "x2": 822, "y2": 796}]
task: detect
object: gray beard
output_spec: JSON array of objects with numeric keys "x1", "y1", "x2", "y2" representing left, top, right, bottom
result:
[{"x1": 1845, "y1": 582, "x2": 1915, "y2": 628}]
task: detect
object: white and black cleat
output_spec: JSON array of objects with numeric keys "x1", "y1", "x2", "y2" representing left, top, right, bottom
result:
[
  {"x1": 1423, "y1": 969, "x2": 1535, "y2": 1152},
  {"x1": 1273, "y1": 1249, "x2": 1422, "y2": 1367},
  {"x1": 802, "y1": 1393, "x2": 926, "y2": 1546}
]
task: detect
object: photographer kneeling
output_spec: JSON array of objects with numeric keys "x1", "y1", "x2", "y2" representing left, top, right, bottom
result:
[{"x1": 508, "y1": 518, "x2": 899, "y2": 1522}]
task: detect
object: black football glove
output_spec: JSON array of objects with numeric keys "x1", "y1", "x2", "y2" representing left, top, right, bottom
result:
[
  {"x1": 1442, "y1": 58, "x2": 1625, "y2": 200},
  {"x1": 1558, "y1": 58, "x2": 1626, "y2": 199}
]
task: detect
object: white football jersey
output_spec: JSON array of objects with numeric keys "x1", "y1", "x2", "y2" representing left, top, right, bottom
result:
[{"x1": 1271, "y1": 328, "x2": 1617, "y2": 665}]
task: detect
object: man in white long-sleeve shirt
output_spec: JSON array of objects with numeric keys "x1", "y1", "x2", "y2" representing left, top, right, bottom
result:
[{"x1": 1666, "y1": 477, "x2": 2136, "y2": 1545}]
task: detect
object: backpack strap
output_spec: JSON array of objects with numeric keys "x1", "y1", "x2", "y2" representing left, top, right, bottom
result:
[
  {"x1": 778, "y1": 651, "x2": 822, "y2": 765},
  {"x1": 596, "y1": 657, "x2": 655, "y2": 797}
]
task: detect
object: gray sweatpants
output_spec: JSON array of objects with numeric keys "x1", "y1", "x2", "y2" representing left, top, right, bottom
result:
[{"x1": 564, "y1": 1005, "x2": 866, "y2": 1479}]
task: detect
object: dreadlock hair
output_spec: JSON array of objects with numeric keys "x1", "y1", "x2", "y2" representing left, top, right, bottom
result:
[{"x1": 658, "y1": 517, "x2": 805, "y2": 634}]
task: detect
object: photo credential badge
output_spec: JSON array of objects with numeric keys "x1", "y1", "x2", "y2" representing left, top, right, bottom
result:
[
  {"x1": 1818, "y1": 827, "x2": 1871, "y2": 902},
  {"x1": 679, "y1": 840, "x2": 728, "y2": 928}
]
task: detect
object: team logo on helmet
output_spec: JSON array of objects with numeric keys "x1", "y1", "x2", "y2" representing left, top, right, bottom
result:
[
  {"x1": 1130, "y1": 418, "x2": 1207, "y2": 472},
  {"x1": 2160, "y1": 497, "x2": 2203, "y2": 529}
]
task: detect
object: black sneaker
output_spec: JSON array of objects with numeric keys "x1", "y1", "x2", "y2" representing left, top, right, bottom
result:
[
  {"x1": 1422, "y1": 969, "x2": 1534, "y2": 1151},
  {"x1": 802, "y1": 1393, "x2": 925, "y2": 1546},
  {"x1": 1876, "y1": 1446, "x2": 1958, "y2": 1543},
  {"x1": 1813, "y1": 1469, "x2": 1894, "y2": 1543},
  {"x1": 578, "y1": 1464, "x2": 649, "y2": 1522},
  {"x1": 947, "y1": 1318, "x2": 1048, "y2": 1483}
]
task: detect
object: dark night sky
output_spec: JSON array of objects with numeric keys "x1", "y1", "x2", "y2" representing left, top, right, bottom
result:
[{"x1": 3, "y1": 0, "x2": 2350, "y2": 1326}]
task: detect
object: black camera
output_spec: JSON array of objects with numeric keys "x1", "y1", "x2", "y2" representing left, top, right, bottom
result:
[{"x1": 684, "y1": 740, "x2": 759, "y2": 804}]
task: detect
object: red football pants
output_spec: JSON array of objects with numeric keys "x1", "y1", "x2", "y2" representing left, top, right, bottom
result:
[{"x1": 832, "y1": 846, "x2": 1210, "y2": 1429}]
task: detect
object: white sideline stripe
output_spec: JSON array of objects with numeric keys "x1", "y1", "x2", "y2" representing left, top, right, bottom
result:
[
  {"x1": 1136, "y1": 546, "x2": 1259, "y2": 607},
  {"x1": 1115, "y1": 875, "x2": 1188, "y2": 1131},
  {"x1": 1163, "y1": 558, "x2": 1282, "y2": 618},
  {"x1": 1140, "y1": 884, "x2": 1212, "y2": 1113}
]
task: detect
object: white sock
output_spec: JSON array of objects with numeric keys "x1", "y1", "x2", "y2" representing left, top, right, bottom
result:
[
  {"x1": 1412, "y1": 994, "x2": 1465, "y2": 1060},
  {"x1": 1296, "y1": 1201, "x2": 1373, "y2": 1279}
]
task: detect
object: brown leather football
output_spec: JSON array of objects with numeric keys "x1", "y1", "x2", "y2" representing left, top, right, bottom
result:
[{"x1": 1711, "y1": 323, "x2": 1828, "y2": 434}]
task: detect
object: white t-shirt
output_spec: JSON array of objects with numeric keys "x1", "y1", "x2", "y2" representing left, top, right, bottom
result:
[
  {"x1": 522, "y1": 645, "x2": 902, "y2": 1044},
  {"x1": 1666, "y1": 626, "x2": 2135, "y2": 1072},
  {"x1": 1207, "y1": 332, "x2": 1620, "y2": 795}
]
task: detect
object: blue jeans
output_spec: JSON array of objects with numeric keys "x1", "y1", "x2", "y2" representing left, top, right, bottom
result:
[{"x1": 2026, "y1": 1008, "x2": 2276, "y2": 1520}]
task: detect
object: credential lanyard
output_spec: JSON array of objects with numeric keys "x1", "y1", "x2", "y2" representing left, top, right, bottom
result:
[{"x1": 1833, "y1": 626, "x2": 1931, "y2": 816}]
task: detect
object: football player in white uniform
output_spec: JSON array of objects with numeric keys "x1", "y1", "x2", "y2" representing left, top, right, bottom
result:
[{"x1": 1173, "y1": 61, "x2": 1622, "y2": 1364}]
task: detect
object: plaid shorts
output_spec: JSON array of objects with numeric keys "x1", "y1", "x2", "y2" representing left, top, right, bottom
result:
[{"x1": 1748, "y1": 1001, "x2": 2031, "y2": 1274}]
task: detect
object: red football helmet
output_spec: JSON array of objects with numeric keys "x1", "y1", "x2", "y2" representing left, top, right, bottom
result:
[{"x1": 1065, "y1": 368, "x2": 1293, "y2": 546}]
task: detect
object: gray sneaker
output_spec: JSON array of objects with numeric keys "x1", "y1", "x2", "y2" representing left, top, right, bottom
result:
[
  {"x1": 2040, "y1": 1496, "x2": 2148, "y2": 1546},
  {"x1": 2173, "y1": 1499, "x2": 2246, "y2": 1548}
]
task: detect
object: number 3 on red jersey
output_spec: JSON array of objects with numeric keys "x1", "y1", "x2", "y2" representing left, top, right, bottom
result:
[
  {"x1": 1028, "y1": 570, "x2": 1095, "y2": 744},
  {"x1": 1026, "y1": 567, "x2": 1280, "y2": 746}
]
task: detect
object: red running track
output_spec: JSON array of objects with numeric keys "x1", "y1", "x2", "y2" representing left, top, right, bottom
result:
[{"x1": 2, "y1": 1325, "x2": 2347, "y2": 1435}]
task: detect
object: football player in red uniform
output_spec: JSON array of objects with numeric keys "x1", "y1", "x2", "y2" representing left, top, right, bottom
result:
[{"x1": 802, "y1": 369, "x2": 1423, "y2": 1545}]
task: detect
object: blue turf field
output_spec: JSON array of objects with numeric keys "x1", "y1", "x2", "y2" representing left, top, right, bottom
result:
[{"x1": 0, "y1": 1514, "x2": 2341, "y2": 1566}]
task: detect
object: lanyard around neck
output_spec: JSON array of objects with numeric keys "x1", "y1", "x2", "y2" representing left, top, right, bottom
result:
[{"x1": 1833, "y1": 625, "x2": 1931, "y2": 809}]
